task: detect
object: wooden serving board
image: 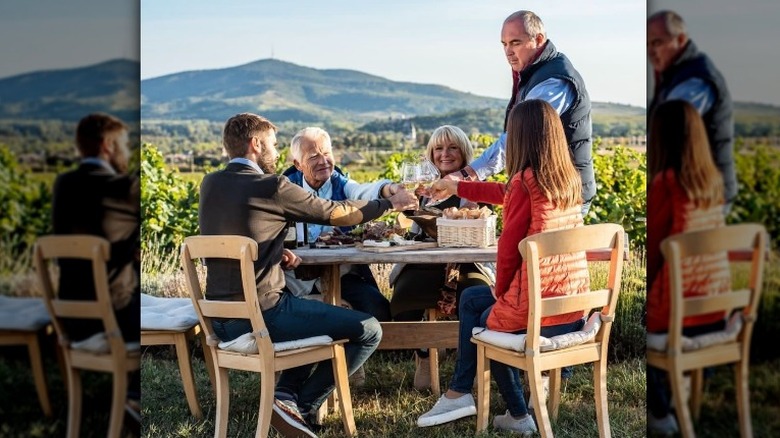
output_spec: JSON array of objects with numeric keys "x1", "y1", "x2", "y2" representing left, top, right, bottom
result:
[{"x1": 358, "y1": 241, "x2": 438, "y2": 253}]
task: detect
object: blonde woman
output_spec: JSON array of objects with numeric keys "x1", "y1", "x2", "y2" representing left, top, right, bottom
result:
[{"x1": 390, "y1": 125, "x2": 492, "y2": 390}]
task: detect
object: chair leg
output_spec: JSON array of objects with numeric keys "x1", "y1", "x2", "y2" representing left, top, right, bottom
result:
[
  {"x1": 214, "y1": 367, "x2": 230, "y2": 438},
  {"x1": 475, "y1": 344, "x2": 491, "y2": 433},
  {"x1": 529, "y1": 364, "x2": 554, "y2": 438},
  {"x1": 331, "y1": 344, "x2": 356, "y2": 436},
  {"x1": 174, "y1": 332, "x2": 203, "y2": 419},
  {"x1": 66, "y1": 366, "x2": 82, "y2": 438},
  {"x1": 199, "y1": 331, "x2": 217, "y2": 396},
  {"x1": 26, "y1": 333, "x2": 52, "y2": 417},
  {"x1": 255, "y1": 362, "x2": 275, "y2": 438},
  {"x1": 734, "y1": 358, "x2": 753, "y2": 438},
  {"x1": 689, "y1": 368, "x2": 704, "y2": 421},
  {"x1": 670, "y1": 367, "x2": 695, "y2": 438},
  {"x1": 593, "y1": 359, "x2": 611, "y2": 438},
  {"x1": 107, "y1": 369, "x2": 128, "y2": 438},
  {"x1": 548, "y1": 368, "x2": 562, "y2": 421}
]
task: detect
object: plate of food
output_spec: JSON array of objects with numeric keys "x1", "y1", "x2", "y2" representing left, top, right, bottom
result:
[
  {"x1": 359, "y1": 233, "x2": 438, "y2": 253},
  {"x1": 310, "y1": 230, "x2": 357, "y2": 248}
]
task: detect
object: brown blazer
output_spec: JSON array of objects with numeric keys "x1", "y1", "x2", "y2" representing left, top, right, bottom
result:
[
  {"x1": 199, "y1": 162, "x2": 392, "y2": 310},
  {"x1": 52, "y1": 161, "x2": 140, "y2": 341}
]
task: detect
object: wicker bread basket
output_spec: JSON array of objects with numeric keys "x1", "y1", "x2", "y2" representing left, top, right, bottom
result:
[{"x1": 436, "y1": 215, "x2": 497, "y2": 248}]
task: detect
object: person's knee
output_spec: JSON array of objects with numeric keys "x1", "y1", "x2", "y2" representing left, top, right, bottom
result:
[
  {"x1": 360, "y1": 316, "x2": 383, "y2": 346},
  {"x1": 458, "y1": 286, "x2": 490, "y2": 312}
]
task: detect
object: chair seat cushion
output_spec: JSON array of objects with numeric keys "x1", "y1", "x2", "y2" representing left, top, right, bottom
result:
[
  {"x1": 472, "y1": 312, "x2": 602, "y2": 353},
  {"x1": 70, "y1": 332, "x2": 141, "y2": 354},
  {"x1": 218, "y1": 332, "x2": 334, "y2": 354},
  {"x1": 140, "y1": 293, "x2": 199, "y2": 331},
  {"x1": 0, "y1": 296, "x2": 51, "y2": 331},
  {"x1": 646, "y1": 312, "x2": 742, "y2": 352}
]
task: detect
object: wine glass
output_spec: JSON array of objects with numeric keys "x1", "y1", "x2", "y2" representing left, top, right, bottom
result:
[
  {"x1": 419, "y1": 158, "x2": 440, "y2": 185},
  {"x1": 400, "y1": 161, "x2": 421, "y2": 191}
]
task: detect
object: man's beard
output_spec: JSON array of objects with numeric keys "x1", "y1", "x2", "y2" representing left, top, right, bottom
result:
[{"x1": 257, "y1": 155, "x2": 277, "y2": 174}]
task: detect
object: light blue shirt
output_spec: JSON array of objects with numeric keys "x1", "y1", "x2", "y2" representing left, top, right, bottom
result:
[
  {"x1": 667, "y1": 77, "x2": 715, "y2": 115},
  {"x1": 470, "y1": 78, "x2": 575, "y2": 179},
  {"x1": 229, "y1": 157, "x2": 263, "y2": 174},
  {"x1": 81, "y1": 157, "x2": 116, "y2": 174}
]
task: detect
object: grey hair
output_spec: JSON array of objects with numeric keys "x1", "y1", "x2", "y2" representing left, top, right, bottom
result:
[
  {"x1": 648, "y1": 10, "x2": 687, "y2": 37},
  {"x1": 290, "y1": 127, "x2": 331, "y2": 162},
  {"x1": 504, "y1": 10, "x2": 546, "y2": 39}
]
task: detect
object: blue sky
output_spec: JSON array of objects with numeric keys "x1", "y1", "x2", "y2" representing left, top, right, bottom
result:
[
  {"x1": 0, "y1": 0, "x2": 138, "y2": 77},
  {"x1": 141, "y1": 0, "x2": 647, "y2": 107}
]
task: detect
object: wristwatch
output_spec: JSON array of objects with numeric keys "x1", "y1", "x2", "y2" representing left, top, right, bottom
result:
[{"x1": 460, "y1": 169, "x2": 470, "y2": 180}]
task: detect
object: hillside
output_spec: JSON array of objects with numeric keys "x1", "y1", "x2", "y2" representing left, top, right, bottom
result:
[
  {"x1": 0, "y1": 59, "x2": 139, "y2": 123},
  {"x1": 141, "y1": 59, "x2": 504, "y2": 123}
]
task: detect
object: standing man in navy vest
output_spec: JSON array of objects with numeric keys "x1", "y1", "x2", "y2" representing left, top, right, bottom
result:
[
  {"x1": 648, "y1": 10, "x2": 737, "y2": 210},
  {"x1": 282, "y1": 127, "x2": 401, "y2": 322},
  {"x1": 445, "y1": 10, "x2": 595, "y2": 216}
]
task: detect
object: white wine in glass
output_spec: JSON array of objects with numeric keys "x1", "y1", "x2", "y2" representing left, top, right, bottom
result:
[{"x1": 400, "y1": 162, "x2": 420, "y2": 191}]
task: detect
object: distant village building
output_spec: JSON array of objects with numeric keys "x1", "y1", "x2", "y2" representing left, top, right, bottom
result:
[
  {"x1": 406, "y1": 122, "x2": 416, "y2": 143},
  {"x1": 338, "y1": 151, "x2": 367, "y2": 166}
]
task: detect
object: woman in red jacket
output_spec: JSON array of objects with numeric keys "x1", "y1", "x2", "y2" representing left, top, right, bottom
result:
[
  {"x1": 416, "y1": 99, "x2": 588, "y2": 435},
  {"x1": 646, "y1": 100, "x2": 729, "y2": 435}
]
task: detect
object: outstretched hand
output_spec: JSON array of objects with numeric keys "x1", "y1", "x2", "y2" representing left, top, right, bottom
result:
[
  {"x1": 281, "y1": 248, "x2": 301, "y2": 270},
  {"x1": 387, "y1": 187, "x2": 419, "y2": 212},
  {"x1": 427, "y1": 179, "x2": 459, "y2": 201}
]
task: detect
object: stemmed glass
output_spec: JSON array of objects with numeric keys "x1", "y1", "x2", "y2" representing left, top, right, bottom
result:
[{"x1": 400, "y1": 161, "x2": 421, "y2": 192}]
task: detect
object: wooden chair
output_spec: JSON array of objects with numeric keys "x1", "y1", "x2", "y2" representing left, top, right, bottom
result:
[
  {"x1": 181, "y1": 235, "x2": 357, "y2": 438},
  {"x1": 0, "y1": 296, "x2": 53, "y2": 417},
  {"x1": 646, "y1": 223, "x2": 767, "y2": 438},
  {"x1": 140, "y1": 293, "x2": 216, "y2": 419},
  {"x1": 33, "y1": 235, "x2": 141, "y2": 438},
  {"x1": 471, "y1": 223, "x2": 625, "y2": 438}
]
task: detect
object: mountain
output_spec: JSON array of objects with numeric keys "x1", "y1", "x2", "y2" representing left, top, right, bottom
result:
[
  {"x1": 140, "y1": 59, "x2": 505, "y2": 123},
  {"x1": 0, "y1": 59, "x2": 139, "y2": 123}
]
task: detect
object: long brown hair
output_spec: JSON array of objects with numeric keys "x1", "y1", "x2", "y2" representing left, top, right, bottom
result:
[
  {"x1": 505, "y1": 99, "x2": 581, "y2": 210},
  {"x1": 648, "y1": 100, "x2": 723, "y2": 208}
]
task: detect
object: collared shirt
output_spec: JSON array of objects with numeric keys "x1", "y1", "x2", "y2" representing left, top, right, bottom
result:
[
  {"x1": 298, "y1": 174, "x2": 389, "y2": 242},
  {"x1": 666, "y1": 77, "x2": 715, "y2": 114},
  {"x1": 81, "y1": 157, "x2": 117, "y2": 174},
  {"x1": 229, "y1": 157, "x2": 263, "y2": 174},
  {"x1": 470, "y1": 78, "x2": 575, "y2": 180},
  {"x1": 284, "y1": 172, "x2": 390, "y2": 297}
]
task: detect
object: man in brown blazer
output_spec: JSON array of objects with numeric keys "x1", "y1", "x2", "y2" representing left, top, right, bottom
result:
[
  {"x1": 52, "y1": 113, "x2": 140, "y2": 344},
  {"x1": 199, "y1": 112, "x2": 416, "y2": 437}
]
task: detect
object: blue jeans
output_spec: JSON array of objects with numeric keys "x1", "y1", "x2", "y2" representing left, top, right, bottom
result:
[
  {"x1": 449, "y1": 285, "x2": 583, "y2": 417},
  {"x1": 338, "y1": 273, "x2": 391, "y2": 322},
  {"x1": 211, "y1": 292, "x2": 382, "y2": 414}
]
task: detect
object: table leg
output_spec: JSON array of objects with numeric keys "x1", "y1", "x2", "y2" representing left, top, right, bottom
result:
[
  {"x1": 320, "y1": 264, "x2": 341, "y2": 306},
  {"x1": 316, "y1": 264, "x2": 341, "y2": 422}
]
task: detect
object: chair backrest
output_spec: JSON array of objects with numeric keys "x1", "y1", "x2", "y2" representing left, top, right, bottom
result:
[
  {"x1": 518, "y1": 223, "x2": 625, "y2": 352},
  {"x1": 180, "y1": 235, "x2": 274, "y2": 355},
  {"x1": 34, "y1": 235, "x2": 127, "y2": 355},
  {"x1": 660, "y1": 223, "x2": 767, "y2": 352}
]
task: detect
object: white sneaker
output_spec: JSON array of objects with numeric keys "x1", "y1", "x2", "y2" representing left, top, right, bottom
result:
[
  {"x1": 647, "y1": 412, "x2": 679, "y2": 436},
  {"x1": 417, "y1": 393, "x2": 477, "y2": 427},
  {"x1": 493, "y1": 410, "x2": 538, "y2": 436}
]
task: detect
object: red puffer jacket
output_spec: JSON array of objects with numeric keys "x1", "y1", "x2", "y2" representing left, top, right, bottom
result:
[
  {"x1": 472, "y1": 170, "x2": 589, "y2": 333},
  {"x1": 646, "y1": 169, "x2": 729, "y2": 333}
]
